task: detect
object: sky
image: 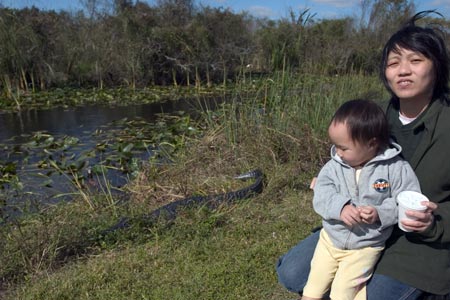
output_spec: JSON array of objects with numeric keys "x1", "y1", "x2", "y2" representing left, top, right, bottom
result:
[{"x1": 2, "y1": 0, "x2": 450, "y2": 20}]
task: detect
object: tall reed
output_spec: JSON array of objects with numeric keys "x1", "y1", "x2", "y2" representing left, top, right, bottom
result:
[
  {"x1": 1, "y1": 74, "x2": 22, "y2": 111},
  {"x1": 217, "y1": 70, "x2": 387, "y2": 153}
]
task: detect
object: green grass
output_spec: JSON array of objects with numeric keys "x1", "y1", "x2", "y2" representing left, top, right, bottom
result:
[
  {"x1": 10, "y1": 191, "x2": 318, "y2": 300},
  {"x1": 0, "y1": 72, "x2": 387, "y2": 299}
]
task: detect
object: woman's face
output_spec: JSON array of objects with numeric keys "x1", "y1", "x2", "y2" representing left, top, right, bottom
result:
[{"x1": 385, "y1": 47, "x2": 435, "y2": 104}]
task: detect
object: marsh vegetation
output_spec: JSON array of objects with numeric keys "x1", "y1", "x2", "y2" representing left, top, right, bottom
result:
[
  {"x1": 0, "y1": 0, "x2": 448, "y2": 299},
  {"x1": 0, "y1": 72, "x2": 387, "y2": 299}
]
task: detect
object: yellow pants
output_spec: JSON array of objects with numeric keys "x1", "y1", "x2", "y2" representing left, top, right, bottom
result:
[{"x1": 303, "y1": 229, "x2": 383, "y2": 300}]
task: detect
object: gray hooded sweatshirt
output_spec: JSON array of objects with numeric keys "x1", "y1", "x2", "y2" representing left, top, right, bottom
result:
[{"x1": 313, "y1": 142, "x2": 421, "y2": 250}]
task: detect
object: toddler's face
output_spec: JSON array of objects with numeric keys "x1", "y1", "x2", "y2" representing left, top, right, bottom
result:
[{"x1": 328, "y1": 121, "x2": 377, "y2": 168}]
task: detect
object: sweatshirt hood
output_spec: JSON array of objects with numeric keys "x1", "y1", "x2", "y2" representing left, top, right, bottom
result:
[{"x1": 330, "y1": 141, "x2": 403, "y2": 167}]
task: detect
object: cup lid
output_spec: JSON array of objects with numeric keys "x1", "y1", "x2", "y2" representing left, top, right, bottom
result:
[{"x1": 397, "y1": 191, "x2": 429, "y2": 210}]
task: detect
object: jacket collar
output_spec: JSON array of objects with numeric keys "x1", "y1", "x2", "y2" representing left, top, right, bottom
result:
[{"x1": 387, "y1": 99, "x2": 444, "y2": 169}]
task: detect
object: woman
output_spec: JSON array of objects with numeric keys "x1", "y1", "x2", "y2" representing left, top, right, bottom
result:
[{"x1": 276, "y1": 11, "x2": 450, "y2": 299}]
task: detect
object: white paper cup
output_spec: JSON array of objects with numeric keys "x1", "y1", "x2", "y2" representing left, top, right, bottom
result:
[{"x1": 397, "y1": 191, "x2": 429, "y2": 232}]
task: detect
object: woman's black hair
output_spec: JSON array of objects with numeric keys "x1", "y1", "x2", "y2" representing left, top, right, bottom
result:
[
  {"x1": 331, "y1": 99, "x2": 390, "y2": 151},
  {"x1": 380, "y1": 10, "x2": 450, "y2": 103}
]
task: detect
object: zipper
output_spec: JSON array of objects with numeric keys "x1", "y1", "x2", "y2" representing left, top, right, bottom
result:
[{"x1": 344, "y1": 168, "x2": 362, "y2": 249}]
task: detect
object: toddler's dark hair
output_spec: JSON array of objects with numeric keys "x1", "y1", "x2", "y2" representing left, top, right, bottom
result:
[{"x1": 331, "y1": 99, "x2": 389, "y2": 151}]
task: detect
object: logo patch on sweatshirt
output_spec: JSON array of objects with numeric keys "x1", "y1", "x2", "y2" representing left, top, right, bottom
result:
[{"x1": 373, "y1": 179, "x2": 390, "y2": 193}]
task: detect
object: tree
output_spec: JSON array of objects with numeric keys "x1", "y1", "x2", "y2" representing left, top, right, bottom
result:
[{"x1": 365, "y1": 0, "x2": 415, "y2": 44}]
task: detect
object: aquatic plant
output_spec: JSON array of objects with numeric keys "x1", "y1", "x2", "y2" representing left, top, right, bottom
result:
[{"x1": 0, "y1": 111, "x2": 203, "y2": 207}]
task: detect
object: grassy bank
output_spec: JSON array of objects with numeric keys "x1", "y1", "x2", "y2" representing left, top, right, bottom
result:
[{"x1": 1, "y1": 72, "x2": 387, "y2": 299}]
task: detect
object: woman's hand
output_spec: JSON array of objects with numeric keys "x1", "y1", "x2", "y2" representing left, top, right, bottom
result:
[
  {"x1": 309, "y1": 177, "x2": 317, "y2": 190},
  {"x1": 400, "y1": 201, "x2": 438, "y2": 232}
]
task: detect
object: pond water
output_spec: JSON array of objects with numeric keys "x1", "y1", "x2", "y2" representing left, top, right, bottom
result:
[
  {"x1": 0, "y1": 98, "x2": 204, "y2": 141},
  {"x1": 0, "y1": 97, "x2": 218, "y2": 212}
]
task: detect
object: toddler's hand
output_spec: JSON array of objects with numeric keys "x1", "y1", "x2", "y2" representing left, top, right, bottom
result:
[
  {"x1": 358, "y1": 206, "x2": 379, "y2": 224},
  {"x1": 340, "y1": 204, "x2": 362, "y2": 227}
]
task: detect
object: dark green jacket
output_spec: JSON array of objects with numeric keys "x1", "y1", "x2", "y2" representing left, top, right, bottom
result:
[{"x1": 375, "y1": 98, "x2": 450, "y2": 295}]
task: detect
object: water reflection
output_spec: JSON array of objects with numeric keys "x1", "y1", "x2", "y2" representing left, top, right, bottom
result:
[
  {"x1": 0, "y1": 97, "x2": 219, "y2": 207},
  {"x1": 0, "y1": 99, "x2": 203, "y2": 141}
]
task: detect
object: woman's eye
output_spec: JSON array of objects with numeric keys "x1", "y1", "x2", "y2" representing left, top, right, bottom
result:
[{"x1": 387, "y1": 61, "x2": 398, "y2": 67}]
